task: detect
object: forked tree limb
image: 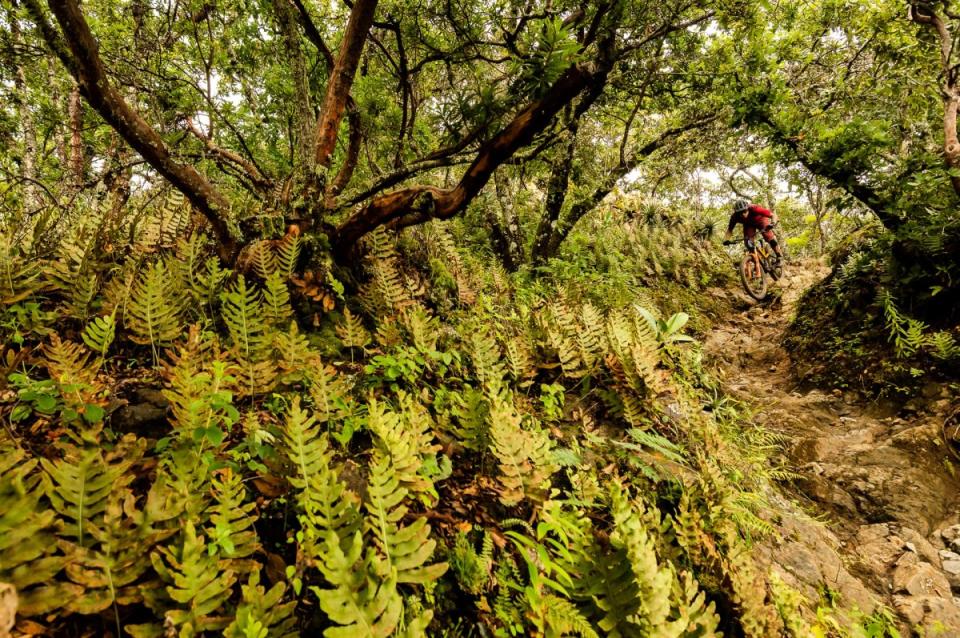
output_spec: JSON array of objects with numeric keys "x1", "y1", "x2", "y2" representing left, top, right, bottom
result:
[
  {"x1": 332, "y1": 62, "x2": 603, "y2": 252},
  {"x1": 313, "y1": 0, "x2": 379, "y2": 170},
  {"x1": 25, "y1": 0, "x2": 239, "y2": 261},
  {"x1": 184, "y1": 117, "x2": 273, "y2": 193}
]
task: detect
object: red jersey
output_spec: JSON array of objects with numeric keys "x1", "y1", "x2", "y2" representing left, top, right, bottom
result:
[{"x1": 727, "y1": 204, "x2": 773, "y2": 234}]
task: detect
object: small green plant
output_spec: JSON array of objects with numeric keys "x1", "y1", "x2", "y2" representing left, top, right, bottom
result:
[
  {"x1": 450, "y1": 531, "x2": 494, "y2": 595},
  {"x1": 539, "y1": 382, "x2": 565, "y2": 421}
]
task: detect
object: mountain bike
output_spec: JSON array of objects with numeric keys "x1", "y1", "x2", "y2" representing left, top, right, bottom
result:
[{"x1": 723, "y1": 235, "x2": 784, "y2": 301}]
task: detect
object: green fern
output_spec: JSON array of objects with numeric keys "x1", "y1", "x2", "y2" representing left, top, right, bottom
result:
[
  {"x1": 487, "y1": 391, "x2": 557, "y2": 506},
  {"x1": 177, "y1": 234, "x2": 229, "y2": 314},
  {"x1": 366, "y1": 397, "x2": 439, "y2": 499},
  {"x1": 470, "y1": 330, "x2": 507, "y2": 390},
  {"x1": 275, "y1": 320, "x2": 320, "y2": 383},
  {"x1": 450, "y1": 531, "x2": 494, "y2": 595},
  {"x1": 927, "y1": 330, "x2": 960, "y2": 361},
  {"x1": 310, "y1": 449, "x2": 443, "y2": 637},
  {"x1": 400, "y1": 305, "x2": 440, "y2": 352},
  {"x1": 125, "y1": 259, "x2": 185, "y2": 360},
  {"x1": 206, "y1": 469, "x2": 259, "y2": 571},
  {"x1": 276, "y1": 233, "x2": 302, "y2": 278},
  {"x1": 252, "y1": 240, "x2": 280, "y2": 280},
  {"x1": 503, "y1": 333, "x2": 535, "y2": 387},
  {"x1": 60, "y1": 489, "x2": 169, "y2": 616},
  {"x1": 311, "y1": 530, "x2": 406, "y2": 638},
  {"x1": 82, "y1": 313, "x2": 116, "y2": 359},
  {"x1": 0, "y1": 239, "x2": 42, "y2": 304},
  {"x1": 263, "y1": 271, "x2": 293, "y2": 327},
  {"x1": 220, "y1": 275, "x2": 277, "y2": 396},
  {"x1": 281, "y1": 398, "x2": 361, "y2": 548},
  {"x1": 336, "y1": 306, "x2": 372, "y2": 350},
  {"x1": 308, "y1": 363, "x2": 353, "y2": 423},
  {"x1": 450, "y1": 386, "x2": 491, "y2": 451},
  {"x1": 363, "y1": 447, "x2": 448, "y2": 584},
  {"x1": 135, "y1": 520, "x2": 237, "y2": 636},
  {"x1": 0, "y1": 447, "x2": 73, "y2": 616},
  {"x1": 163, "y1": 356, "x2": 239, "y2": 447},
  {"x1": 223, "y1": 570, "x2": 297, "y2": 638},
  {"x1": 42, "y1": 436, "x2": 145, "y2": 547}
]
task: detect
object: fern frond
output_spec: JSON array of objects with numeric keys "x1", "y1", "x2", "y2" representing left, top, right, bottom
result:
[
  {"x1": 336, "y1": 307, "x2": 372, "y2": 350},
  {"x1": 281, "y1": 398, "x2": 361, "y2": 548},
  {"x1": 220, "y1": 275, "x2": 276, "y2": 396},
  {"x1": 251, "y1": 240, "x2": 280, "y2": 279},
  {"x1": 125, "y1": 260, "x2": 185, "y2": 357},
  {"x1": 61, "y1": 489, "x2": 169, "y2": 614},
  {"x1": 0, "y1": 240, "x2": 42, "y2": 304},
  {"x1": 0, "y1": 447, "x2": 74, "y2": 616},
  {"x1": 207, "y1": 469, "x2": 259, "y2": 571},
  {"x1": 503, "y1": 333, "x2": 535, "y2": 386},
  {"x1": 263, "y1": 271, "x2": 293, "y2": 327},
  {"x1": 308, "y1": 364, "x2": 352, "y2": 423},
  {"x1": 470, "y1": 330, "x2": 507, "y2": 390},
  {"x1": 312, "y1": 531, "x2": 406, "y2": 638},
  {"x1": 363, "y1": 448, "x2": 448, "y2": 585},
  {"x1": 928, "y1": 330, "x2": 960, "y2": 360},
  {"x1": 82, "y1": 313, "x2": 116, "y2": 359},
  {"x1": 488, "y1": 392, "x2": 557, "y2": 506},
  {"x1": 275, "y1": 320, "x2": 321, "y2": 383},
  {"x1": 164, "y1": 357, "x2": 239, "y2": 444},
  {"x1": 537, "y1": 594, "x2": 599, "y2": 638},
  {"x1": 276, "y1": 233, "x2": 302, "y2": 279},
  {"x1": 368, "y1": 396, "x2": 440, "y2": 500},
  {"x1": 44, "y1": 333, "x2": 101, "y2": 390},
  {"x1": 223, "y1": 570, "x2": 298, "y2": 638},
  {"x1": 143, "y1": 520, "x2": 237, "y2": 634},
  {"x1": 42, "y1": 435, "x2": 145, "y2": 547},
  {"x1": 400, "y1": 305, "x2": 439, "y2": 352},
  {"x1": 450, "y1": 387, "x2": 490, "y2": 451}
]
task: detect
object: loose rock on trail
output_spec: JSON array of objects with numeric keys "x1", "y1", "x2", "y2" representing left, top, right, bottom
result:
[{"x1": 704, "y1": 259, "x2": 960, "y2": 635}]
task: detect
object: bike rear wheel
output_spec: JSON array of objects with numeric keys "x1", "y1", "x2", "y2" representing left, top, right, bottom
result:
[
  {"x1": 768, "y1": 257, "x2": 784, "y2": 281},
  {"x1": 740, "y1": 254, "x2": 768, "y2": 300}
]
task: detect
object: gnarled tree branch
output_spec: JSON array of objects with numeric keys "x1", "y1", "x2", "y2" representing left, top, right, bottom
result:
[
  {"x1": 25, "y1": 0, "x2": 238, "y2": 261},
  {"x1": 332, "y1": 61, "x2": 604, "y2": 253}
]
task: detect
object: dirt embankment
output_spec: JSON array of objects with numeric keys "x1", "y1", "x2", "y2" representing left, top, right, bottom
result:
[{"x1": 704, "y1": 259, "x2": 960, "y2": 635}]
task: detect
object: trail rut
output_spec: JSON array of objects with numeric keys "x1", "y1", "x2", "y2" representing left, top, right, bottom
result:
[{"x1": 703, "y1": 259, "x2": 960, "y2": 635}]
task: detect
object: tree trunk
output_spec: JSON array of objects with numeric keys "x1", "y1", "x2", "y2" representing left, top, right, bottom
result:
[
  {"x1": 530, "y1": 117, "x2": 579, "y2": 266},
  {"x1": 10, "y1": 16, "x2": 41, "y2": 218},
  {"x1": 69, "y1": 83, "x2": 84, "y2": 188},
  {"x1": 910, "y1": 3, "x2": 960, "y2": 197},
  {"x1": 312, "y1": 0, "x2": 378, "y2": 172},
  {"x1": 943, "y1": 92, "x2": 960, "y2": 196},
  {"x1": 490, "y1": 170, "x2": 524, "y2": 271}
]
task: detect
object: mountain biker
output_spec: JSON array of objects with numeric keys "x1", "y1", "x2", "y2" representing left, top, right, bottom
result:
[{"x1": 722, "y1": 199, "x2": 783, "y2": 274}]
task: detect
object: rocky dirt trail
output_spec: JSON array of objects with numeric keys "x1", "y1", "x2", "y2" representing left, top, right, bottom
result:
[{"x1": 703, "y1": 259, "x2": 960, "y2": 635}]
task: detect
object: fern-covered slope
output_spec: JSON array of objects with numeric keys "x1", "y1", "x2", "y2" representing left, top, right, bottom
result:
[{"x1": 0, "y1": 220, "x2": 901, "y2": 637}]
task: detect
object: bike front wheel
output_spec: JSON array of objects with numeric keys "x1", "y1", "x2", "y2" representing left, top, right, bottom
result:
[{"x1": 740, "y1": 254, "x2": 768, "y2": 300}]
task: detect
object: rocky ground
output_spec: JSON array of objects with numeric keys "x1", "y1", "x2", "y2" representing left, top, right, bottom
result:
[{"x1": 704, "y1": 259, "x2": 960, "y2": 636}]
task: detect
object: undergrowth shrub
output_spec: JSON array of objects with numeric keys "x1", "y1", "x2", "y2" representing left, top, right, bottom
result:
[{"x1": 784, "y1": 225, "x2": 960, "y2": 397}]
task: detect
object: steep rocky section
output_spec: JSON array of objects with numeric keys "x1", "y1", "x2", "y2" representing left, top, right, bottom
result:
[{"x1": 705, "y1": 260, "x2": 960, "y2": 635}]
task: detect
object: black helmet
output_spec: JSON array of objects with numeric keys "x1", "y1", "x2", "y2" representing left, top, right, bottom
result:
[{"x1": 733, "y1": 199, "x2": 750, "y2": 213}]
